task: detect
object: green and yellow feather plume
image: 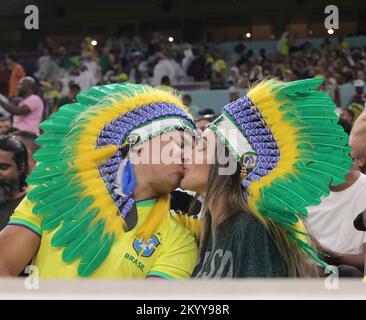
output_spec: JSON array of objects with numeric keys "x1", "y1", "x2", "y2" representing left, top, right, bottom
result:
[
  {"x1": 27, "y1": 82, "x2": 195, "y2": 277},
  {"x1": 210, "y1": 77, "x2": 352, "y2": 269}
]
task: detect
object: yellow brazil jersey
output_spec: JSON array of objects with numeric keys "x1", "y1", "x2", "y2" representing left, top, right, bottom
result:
[{"x1": 8, "y1": 197, "x2": 198, "y2": 279}]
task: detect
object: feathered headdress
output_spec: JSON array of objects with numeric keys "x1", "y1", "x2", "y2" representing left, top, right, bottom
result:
[
  {"x1": 26, "y1": 83, "x2": 197, "y2": 276},
  {"x1": 208, "y1": 77, "x2": 352, "y2": 268}
]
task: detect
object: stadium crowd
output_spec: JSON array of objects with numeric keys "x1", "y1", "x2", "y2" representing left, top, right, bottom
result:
[{"x1": 0, "y1": 32, "x2": 365, "y2": 278}]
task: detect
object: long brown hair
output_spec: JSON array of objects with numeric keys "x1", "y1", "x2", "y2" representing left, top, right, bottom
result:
[{"x1": 200, "y1": 140, "x2": 319, "y2": 277}]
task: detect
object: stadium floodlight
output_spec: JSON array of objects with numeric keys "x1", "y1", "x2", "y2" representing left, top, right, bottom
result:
[
  {"x1": 327, "y1": 29, "x2": 334, "y2": 35},
  {"x1": 91, "y1": 40, "x2": 98, "y2": 46}
]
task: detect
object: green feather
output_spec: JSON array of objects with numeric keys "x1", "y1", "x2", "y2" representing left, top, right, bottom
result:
[
  {"x1": 62, "y1": 197, "x2": 94, "y2": 221},
  {"x1": 40, "y1": 209, "x2": 63, "y2": 230},
  {"x1": 78, "y1": 232, "x2": 114, "y2": 277},
  {"x1": 33, "y1": 196, "x2": 80, "y2": 215},
  {"x1": 62, "y1": 221, "x2": 104, "y2": 263},
  {"x1": 51, "y1": 212, "x2": 95, "y2": 247}
]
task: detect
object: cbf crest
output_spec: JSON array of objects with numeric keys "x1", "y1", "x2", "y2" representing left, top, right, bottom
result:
[{"x1": 133, "y1": 235, "x2": 160, "y2": 257}]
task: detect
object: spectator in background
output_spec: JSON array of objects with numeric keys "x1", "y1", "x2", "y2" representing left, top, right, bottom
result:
[
  {"x1": 210, "y1": 51, "x2": 227, "y2": 89},
  {"x1": 34, "y1": 47, "x2": 60, "y2": 82},
  {"x1": 228, "y1": 86, "x2": 240, "y2": 102},
  {"x1": 54, "y1": 82, "x2": 80, "y2": 112},
  {"x1": 227, "y1": 66, "x2": 242, "y2": 87},
  {"x1": 12, "y1": 130, "x2": 39, "y2": 172},
  {"x1": 0, "y1": 118, "x2": 11, "y2": 135},
  {"x1": 321, "y1": 75, "x2": 341, "y2": 108},
  {"x1": 81, "y1": 55, "x2": 102, "y2": 85},
  {"x1": 340, "y1": 108, "x2": 355, "y2": 125},
  {"x1": 182, "y1": 94, "x2": 192, "y2": 109},
  {"x1": 98, "y1": 47, "x2": 114, "y2": 74},
  {"x1": 305, "y1": 120, "x2": 366, "y2": 277},
  {"x1": 350, "y1": 79, "x2": 366, "y2": 105},
  {"x1": 128, "y1": 51, "x2": 144, "y2": 84},
  {"x1": 156, "y1": 75, "x2": 173, "y2": 92},
  {"x1": 151, "y1": 51, "x2": 174, "y2": 86},
  {"x1": 198, "y1": 108, "x2": 215, "y2": 116},
  {"x1": 60, "y1": 66, "x2": 80, "y2": 96},
  {"x1": 41, "y1": 80, "x2": 62, "y2": 114},
  {"x1": 338, "y1": 37, "x2": 349, "y2": 50},
  {"x1": 195, "y1": 109, "x2": 217, "y2": 132},
  {"x1": 6, "y1": 53, "x2": 26, "y2": 97},
  {"x1": 0, "y1": 77, "x2": 44, "y2": 136},
  {"x1": 78, "y1": 63, "x2": 96, "y2": 91},
  {"x1": 186, "y1": 47, "x2": 206, "y2": 81},
  {"x1": 182, "y1": 94, "x2": 199, "y2": 116},
  {"x1": 277, "y1": 32, "x2": 289, "y2": 56},
  {"x1": 0, "y1": 61, "x2": 10, "y2": 97},
  {"x1": 0, "y1": 135, "x2": 28, "y2": 231},
  {"x1": 348, "y1": 103, "x2": 364, "y2": 123}
]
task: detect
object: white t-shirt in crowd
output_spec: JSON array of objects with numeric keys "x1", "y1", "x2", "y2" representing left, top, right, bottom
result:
[
  {"x1": 305, "y1": 173, "x2": 366, "y2": 255},
  {"x1": 151, "y1": 59, "x2": 175, "y2": 86}
]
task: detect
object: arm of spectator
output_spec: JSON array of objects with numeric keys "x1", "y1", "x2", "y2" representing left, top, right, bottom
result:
[
  {"x1": 0, "y1": 99, "x2": 31, "y2": 116},
  {"x1": 0, "y1": 225, "x2": 40, "y2": 276}
]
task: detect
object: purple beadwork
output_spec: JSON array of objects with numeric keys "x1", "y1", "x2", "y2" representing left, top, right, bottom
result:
[{"x1": 223, "y1": 96, "x2": 281, "y2": 198}]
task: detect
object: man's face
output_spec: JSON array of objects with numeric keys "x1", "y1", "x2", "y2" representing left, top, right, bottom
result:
[
  {"x1": 182, "y1": 97, "x2": 191, "y2": 108},
  {"x1": 340, "y1": 110, "x2": 353, "y2": 124},
  {"x1": 132, "y1": 130, "x2": 194, "y2": 194},
  {"x1": 0, "y1": 150, "x2": 21, "y2": 204},
  {"x1": 18, "y1": 78, "x2": 29, "y2": 97},
  {"x1": 0, "y1": 120, "x2": 11, "y2": 135},
  {"x1": 70, "y1": 88, "x2": 81, "y2": 99},
  {"x1": 355, "y1": 86, "x2": 364, "y2": 95},
  {"x1": 229, "y1": 92, "x2": 240, "y2": 102}
]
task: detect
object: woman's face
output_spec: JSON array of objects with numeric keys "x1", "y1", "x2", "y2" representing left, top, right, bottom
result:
[{"x1": 180, "y1": 129, "x2": 216, "y2": 195}]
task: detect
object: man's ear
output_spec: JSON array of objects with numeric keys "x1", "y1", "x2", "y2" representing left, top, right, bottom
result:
[{"x1": 355, "y1": 157, "x2": 366, "y2": 171}]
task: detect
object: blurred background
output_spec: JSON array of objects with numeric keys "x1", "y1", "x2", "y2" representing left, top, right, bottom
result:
[{"x1": 0, "y1": 0, "x2": 366, "y2": 115}]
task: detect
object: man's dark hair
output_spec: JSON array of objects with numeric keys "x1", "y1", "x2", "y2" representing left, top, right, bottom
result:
[
  {"x1": 161, "y1": 76, "x2": 170, "y2": 85},
  {"x1": 198, "y1": 108, "x2": 215, "y2": 116},
  {"x1": 344, "y1": 108, "x2": 355, "y2": 120},
  {"x1": 183, "y1": 94, "x2": 192, "y2": 103},
  {"x1": 338, "y1": 117, "x2": 352, "y2": 135},
  {"x1": 0, "y1": 117, "x2": 10, "y2": 123},
  {"x1": 0, "y1": 135, "x2": 28, "y2": 190},
  {"x1": 12, "y1": 130, "x2": 40, "y2": 153},
  {"x1": 68, "y1": 82, "x2": 81, "y2": 91},
  {"x1": 6, "y1": 53, "x2": 18, "y2": 63}
]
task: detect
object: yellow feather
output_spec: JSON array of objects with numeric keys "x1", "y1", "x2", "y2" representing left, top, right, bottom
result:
[
  {"x1": 136, "y1": 194, "x2": 170, "y2": 240},
  {"x1": 171, "y1": 211, "x2": 201, "y2": 241}
]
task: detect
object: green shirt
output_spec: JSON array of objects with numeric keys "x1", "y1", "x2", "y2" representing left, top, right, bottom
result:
[{"x1": 193, "y1": 213, "x2": 287, "y2": 278}]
